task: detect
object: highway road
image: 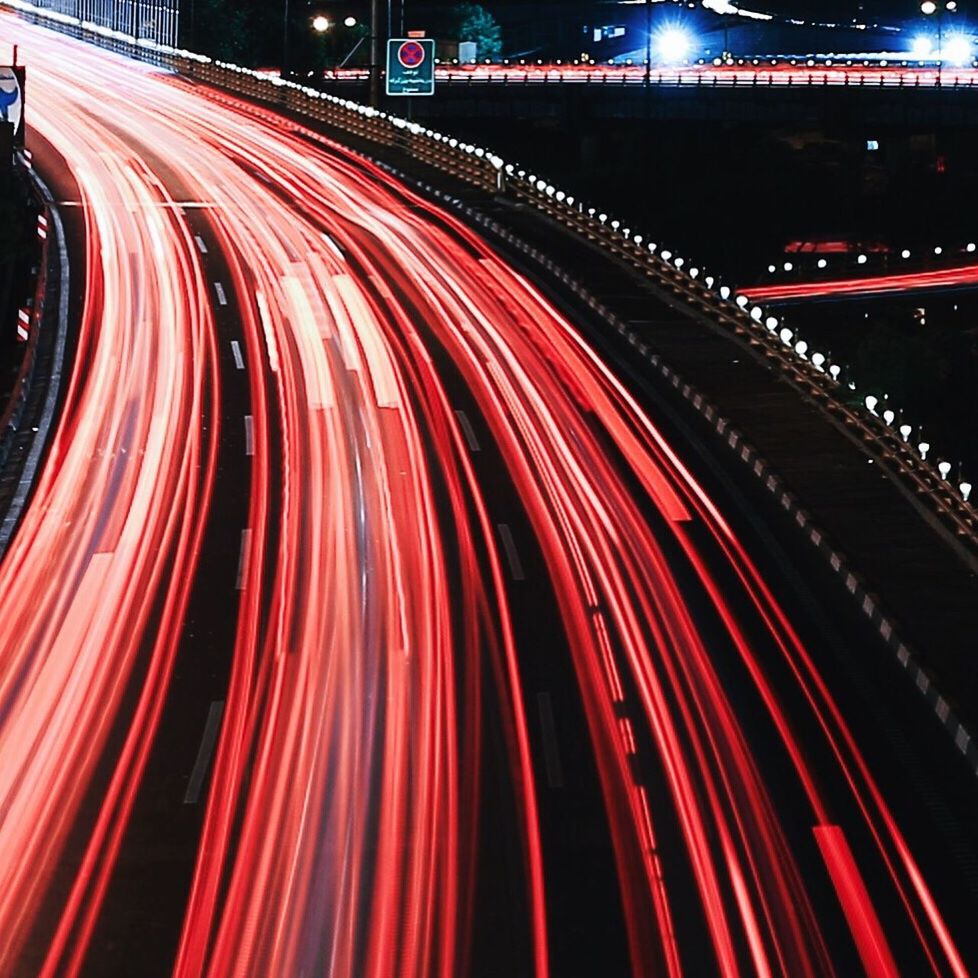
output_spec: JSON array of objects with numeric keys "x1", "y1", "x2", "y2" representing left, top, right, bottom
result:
[{"x1": 1, "y1": 16, "x2": 976, "y2": 978}]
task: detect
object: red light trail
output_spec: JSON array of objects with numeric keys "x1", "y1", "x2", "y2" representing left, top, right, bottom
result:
[
  {"x1": 745, "y1": 263, "x2": 978, "y2": 301},
  {"x1": 0, "y1": 15, "x2": 971, "y2": 978},
  {"x1": 324, "y1": 62, "x2": 978, "y2": 89}
]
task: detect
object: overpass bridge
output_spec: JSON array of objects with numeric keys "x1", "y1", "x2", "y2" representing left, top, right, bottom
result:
[
  {"x1": 305, "y1": 61, "x2": 978, "y2": 128},
  {"x1": 319, "y1": 68, "x2": 978, "y2": 129}
]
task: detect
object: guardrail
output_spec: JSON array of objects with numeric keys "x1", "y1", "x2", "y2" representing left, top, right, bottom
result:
[
  {"x1": 234, "y1": 65, "x2": 978, "y2": 91},
  {"x1": 0, "y1": 170, "x2": 47, "y2": 471},
  {"x1": 3, "y1": 0, "x2": 170, "y2": 64},
  {"x1": 5, "y1": 0, "x2": 977, "y2": 563},
  {"x1": 428, "y1": 65, "x2": 978, "y2": 90},
  {"x1": 232, "y1": 63, "x2": 978, "y2": 92}
]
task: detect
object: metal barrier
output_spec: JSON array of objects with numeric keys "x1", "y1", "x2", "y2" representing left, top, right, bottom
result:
[{"x1": 0, "y1": 170, "x2": 48, "y2": 470}]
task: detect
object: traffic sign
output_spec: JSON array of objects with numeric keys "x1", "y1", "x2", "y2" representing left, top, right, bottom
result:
[
  {"x1": 0, "y1": 67, "x2": 25, "y2": 146},
  {"x1": 386, "y1": 38, "x2": 435, "y2": 97}
]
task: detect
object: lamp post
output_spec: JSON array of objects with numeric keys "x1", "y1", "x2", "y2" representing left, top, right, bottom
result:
[
  {"x1": 283, "y1": 0, "x2": 290, "y2": 76},
  {"x1": 645, "y1": 0, "x2": 652, "y2": 85},
  {"x1": 921, "y1": 0, "x2": 958, "y2": 83},
  {"x1": 370, "y1": 0, "x2": 384, "y2": 108}
]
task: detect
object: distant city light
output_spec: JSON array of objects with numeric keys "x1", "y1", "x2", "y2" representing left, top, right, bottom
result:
[
  {"x1": 911, "y1": 36, "x2": 934, "y2": 58},
  {"x1": 655, "y1": 27, "x2": 693, "y2": 64},
  {"x1": 944, "y1": 34, "x2": 973, "y2": 65}
]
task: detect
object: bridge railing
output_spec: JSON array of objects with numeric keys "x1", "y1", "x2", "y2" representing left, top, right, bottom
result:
[
  {"x1": 3, "y1": 0, "x2": 171, "y2": 64},
  {"x1": 5, "y1": 0, "x2": 977, "y2": 559},
  {"x1": 236, "y1": 65, "x2": 978, "y2": 91},
  {"x1": 430, "y1": 67, "x2": 978, "y2": 89}
]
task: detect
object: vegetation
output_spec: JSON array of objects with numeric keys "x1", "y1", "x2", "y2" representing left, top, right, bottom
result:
[
  {"x1": 451, "y1": 3, "x2": 503, "y2": 61},
  {"x1": 191, "y1": 0, "x2": 257, "y2": 65}
]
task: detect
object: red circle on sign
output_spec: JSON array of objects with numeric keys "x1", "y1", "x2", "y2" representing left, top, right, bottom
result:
[{"x1": 398, "y1": 40, "x2": 426, "y2": 68}]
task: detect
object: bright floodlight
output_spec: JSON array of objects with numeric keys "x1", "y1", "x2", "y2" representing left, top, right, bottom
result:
[
  {"x1": 921, "y1": 0, "x2": 938, "y2": 13},
  {"x1": 944, "y1": 34, "x2": 973, "y2": 64},
  {"x1": 911, "y1": 35, "x2": 934, "y2": 58},
  {"x1": 344, "y1": 16, "x2": 357, "y2": 28},
  {"x1": 312, "y1": 14, "x2": 330, "y2": 33},
  {"x1": 656, "y1": 27, "x2": 693, "y2": 63}
]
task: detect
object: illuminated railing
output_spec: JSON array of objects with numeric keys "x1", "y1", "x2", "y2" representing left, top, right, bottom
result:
[
  {"x1": 4, "y1": 0, "x2": 977, "y2": 562},
  {"x1": 219, "y1": 62, "x2": 978, "y2": 92},
  {"x1": 227, "y1": 64, "x2": 978, "y2": 91},
  {"x1": 427, "y1": 63, "x2": 978, "y2": 90}
]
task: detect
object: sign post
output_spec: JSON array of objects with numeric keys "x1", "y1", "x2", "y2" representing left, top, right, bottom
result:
[{"x1": 386, "y1": 38, "x2": 435, "y2": 97}]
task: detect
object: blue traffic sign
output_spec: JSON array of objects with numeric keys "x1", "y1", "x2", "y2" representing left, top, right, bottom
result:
[{"x1": 386, "y1": 38, "x2": 436, "y2": 97}]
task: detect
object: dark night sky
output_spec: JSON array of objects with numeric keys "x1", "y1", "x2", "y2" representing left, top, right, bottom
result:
[
  {"x1": 740, "y1": 1, "x2": 932, "y2": 19},
  {"x1": 287, "y1": 3, "x2": 952, "y2": 30},
  {"x1": 473, "y1": 2, "x2": 935, "y2": 24}
]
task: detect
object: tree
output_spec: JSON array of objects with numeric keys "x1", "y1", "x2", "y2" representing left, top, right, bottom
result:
[
  {"x1": 452, "y1": 3, "x2": 503, "y2": 61},
  {"x1": 193, "y1": 0, "x2": 256, "y2": 64}
]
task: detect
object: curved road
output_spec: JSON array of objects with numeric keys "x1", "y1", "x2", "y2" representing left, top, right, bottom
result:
[{"x1": 1, "y1": 17, "x2": 976, "y2": 978}]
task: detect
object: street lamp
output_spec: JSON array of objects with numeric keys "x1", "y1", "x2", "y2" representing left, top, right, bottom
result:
[
  {"x1": 645, "y1": 0, "x2": 652, "y2": 86},
  {"x1": 921, "y1": 0, "x2": 961, "y2": 80},
  {"x1": 283, "y1": 0, "x2": 291, "y2": 75},
  {"x1": 655, "y1": 27, "x2": 693, "y2": 64},
  {"x1": 370, "y1": 0, "x2": 384, "y2": 109},
  {"x1": 312, "y1": 14, "x2": 330, "y2": 33}
]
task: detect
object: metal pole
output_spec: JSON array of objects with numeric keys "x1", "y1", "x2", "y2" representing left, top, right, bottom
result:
[
  {"x1": 283, "y1": 0, "x2": 290, "y2": 77},
  {"x1": 370, "y1": 0, "x2": 383, "y2": 107},
  {"x1": 645, "y1": 0, "x2": 652, "y2": 85}
]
